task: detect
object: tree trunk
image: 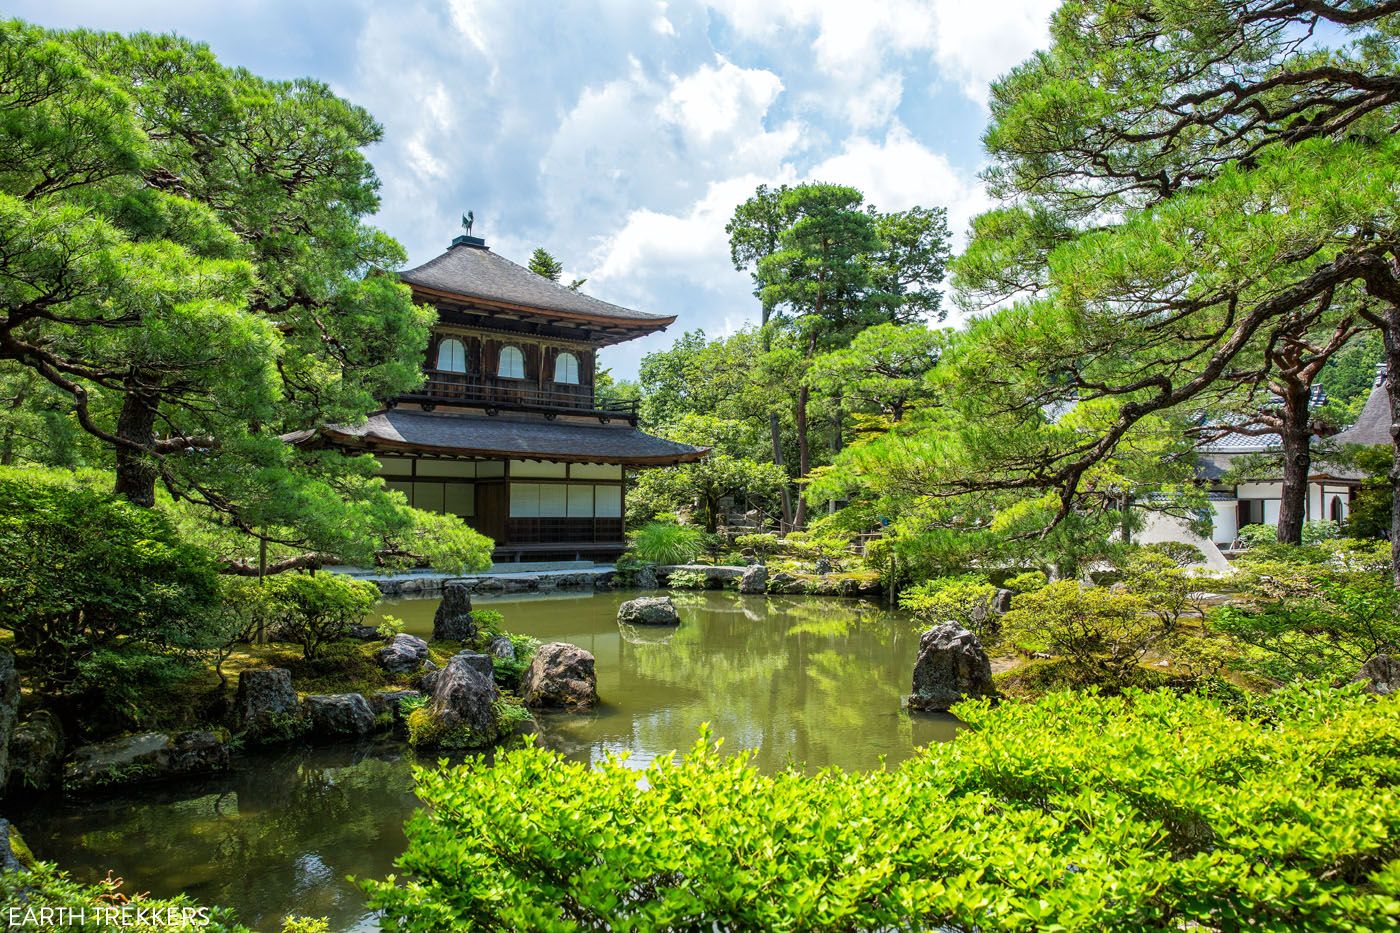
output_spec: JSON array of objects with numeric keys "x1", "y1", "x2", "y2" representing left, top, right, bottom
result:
[
  {"x1": 760, "y1": 299, "x2": 794, "y2": 528},
  {"x1": 112, "y1": 386, "x2": 160, "y2": 507},
  {"x1": 794, "y1": 382, "x2": 809, "y2": 530},
  {"x1": 1275, "y1": 381, "x2": 1312, "y2": 546},
  {"x1": 1383, "y1": 308, "x2": 1400, "y2": 588}
]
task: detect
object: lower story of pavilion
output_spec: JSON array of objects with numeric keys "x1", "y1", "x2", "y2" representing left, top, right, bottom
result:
[{"x1": 310, "y1": 406, "x2": 708, "y2": 561}]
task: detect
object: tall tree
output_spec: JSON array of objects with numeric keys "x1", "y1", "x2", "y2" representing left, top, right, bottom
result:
[
  {"x1": 527, "y1": 246, "x2": 586, "y2": 290},
  {"x1": 0, "y1": 21, "x2": 490, "y2": 573},
  {"x1": 947, "y1": 0, "x2": 1400, "y2": 575},
  {"x1": 754, "y1": 184, "x2": 882, "y2": 528}
]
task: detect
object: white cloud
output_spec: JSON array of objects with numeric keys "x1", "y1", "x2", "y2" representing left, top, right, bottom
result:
[
  {"x1": 808, "y1": 125, "x2": 991, "y2": 243},
  {"x1": 929, "y1": 0, "x2": 1061, "y2": 104}
]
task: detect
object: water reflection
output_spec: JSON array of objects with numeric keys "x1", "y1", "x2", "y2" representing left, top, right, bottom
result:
[{"x1": 24, "y1": 590, "x2": 959, "y2": 932}]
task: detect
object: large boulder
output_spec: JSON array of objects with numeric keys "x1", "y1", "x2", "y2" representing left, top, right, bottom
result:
[
  {"x1": 418, "y1": 653, "x2": 500, "y2": 748},
  {"x1": 633, "y1": 565, "x2": 659, "y2": 589},
  {"x1": 6, "y1": 710, "x2": 65, "y2": 796},
  {"x1": 452, "y1": 651, "x2": 494, "y2": 680},
  {"x1": 302, "y1": 693, "x2": 376, "y2": 740},
  {"x1": 234, "y1": 668, "x2": 302, "y2": 742},
  {"x1": 739, "y1": 564, "x2": 768, "y2": 595},
  {"x1": 617, "y1": 596, "x2": 681, "y2": 626},
  {"x1": 0, "y1": 650, "x2": 17, "y2": 789},
  {"x1": 993, "y1": 588, "x2": 1015, "y2": 614},
  {"x1": 1355, "y1": 654, "x2": 1399, "y2": 695},
  {"x1": 522, "y1": 643, "x2": 598, "y2": 709},
  {"x1": 64, "y1": 731, "x2": 229, "y2": 793},
  {"x1": 377, "y1": 633, "x2": 430, "y2": 675},
  {"x1": 433, "y1": 582, "x2": 477, "y2": 641},
  {"x1": 908, "y1": 624, "x2": 997, "y2": 712}
]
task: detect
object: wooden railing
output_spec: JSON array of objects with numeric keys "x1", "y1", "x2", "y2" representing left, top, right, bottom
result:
[
  {"x1": 404, "y1": 371, "x2": 639, "y2": 418},
  {"x1": 506, "y1": 517, "x2": 624, "y2": 545}
]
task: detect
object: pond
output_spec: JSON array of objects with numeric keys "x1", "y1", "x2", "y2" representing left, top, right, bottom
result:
[{"x1": 24, "y1": 589, "x2": 959, "y2": 932}]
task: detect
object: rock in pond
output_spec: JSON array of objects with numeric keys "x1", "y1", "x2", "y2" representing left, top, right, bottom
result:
[
  {"x1": 6, "y1": 710, "x2": 65, "y2": 796},
  {"x1": 418, "y1": 653, "x2": 500, "y2": 748},
  {"x1": 1355, "y1": 654, "x2": 1399, "y2": 695},
  {"x1": 64, "y1": 731, "x2": 229, "y2": 793},
  {"x1": 617, "y1": 595, "x2": 681, "y2": 626},
  {"x1": 908, "y1": 623, "x2": 997, "y2": 712},
  {"x1": 233, "y1": 668, "x2": 302, "y2": 742},
  {"x1": 634, "y1": 565, "x2": 659, "y2": 589},
  {"x1": 377, "y1": 633, "x2": 430, "y2": 675},
  {"x1": 0, "y1": 649, "x2": 17, "y2": 788},
  {"x1": 302, "y1": 693, "x2": 377, "y2": 739},
  {"x1": 522, "y1": 643, "x2": 598, "y2": 710},
  {"x1": 432, "y1": 581, "x2": 476, "y2": 641},
  {"x1": 739, "y1": 564, "x2": 768, "y2": 595}
]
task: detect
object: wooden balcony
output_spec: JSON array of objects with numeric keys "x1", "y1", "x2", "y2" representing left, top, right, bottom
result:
[{"x1": 400, "y1": 371, "x2": 639, "y2": 421}]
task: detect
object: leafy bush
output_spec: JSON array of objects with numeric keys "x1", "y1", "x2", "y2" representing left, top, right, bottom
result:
[
  {"x1": 1302, "y1": 518, "x2": 1342, "y2": 546},
  {"x1": 999, "y1": 581, "x2": 1159, "y2": 683},
  {"x1": 899, "y1": 575, "x2": 1000, "y2": 640},
  {"x1": 667, "y1": 568, "x2": 709, "y2": 589},
  {"x1": 0, "y1": 467, "x2": 221, "y2": 697},
  {"x1": 1002, "y1": 569, "x2": 1048, "y2": 593},
  {"x1": 1, "y1": 859, "x2": 248, "y2": 931},
  {"x1": 1138, "y1": 540, "x2": 1205, "y2": 567},
  {"x1": 627, "y1": 521, "x2": 704, "y2": 565},
  {"x1": 1235, "y1": 523, "x2": 1278, "y2": 548},
  {"x1": 491, "y1": 633, "x2": 540, "y2": 690},
  {"x1": 254, "y1": 572, "x2": 381, "y2": 659},
  {"x1": 364, "y1": 686, "x2": 1400, "y2": 931},
  {"x1": 777, "y1": 529, "x2": 853, "y2": 572},
  {"x1": 735, "y1": 532, "x2": 781, "y2": 561},
  {"x1": 1119, "y1": 551, "x2": 1208, "y2": 633},
  {"x1": 1213, "y1": 561, "x2": 1399, "y2": 683}
]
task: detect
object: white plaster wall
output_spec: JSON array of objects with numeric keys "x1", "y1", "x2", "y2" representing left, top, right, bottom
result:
[{"x1": 1210, "y1": 500, "x2": 1238, "y2": 545}]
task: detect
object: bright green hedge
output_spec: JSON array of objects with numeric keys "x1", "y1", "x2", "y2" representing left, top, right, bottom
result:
[{"x1": 364, "y1": 686, "x2": 1400, "y2": 931}]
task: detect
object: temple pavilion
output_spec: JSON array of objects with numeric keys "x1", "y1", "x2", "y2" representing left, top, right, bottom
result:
[{"x1": 305, "y1": 229, "x2": 706, "y2": 561}]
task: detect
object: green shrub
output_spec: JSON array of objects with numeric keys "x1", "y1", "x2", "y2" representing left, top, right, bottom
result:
[
  {"x1": 1002, "y1": 569, "x2": 1048, "y2": 594},
  {"x1": 254, "y1": 572, "x2": 380, "y2": 659},
  {"x1": 364, "y1": 687, "x2": 1400, "y2": 931},
  {"x1": 1120, "y1": 551, "x2": 1208, "y2": 633},
  {"x1": 491, "y1": 633, "x2": 541, "y2": 690},
  {"x1": 999, "y1": 581, "x2": 1159, "y2": 683},
  {"x1": 1235, "y1": 523, "x2": 1278, "y2": 548},
  {"x1": 0, "y1": 467, "x2": 221, "y2": 697},
  {"x1": 1302, "y1": 519, "x2": 1342, "y2": 546},
  {"x1": 1139, "y1": 540, "x2": 1205, "y2": 567},
  {"x1": 627, "y1": 521, "x2": 704, "y2": 565},
  {"x1": 1, "y1": 859, "x2": 247, "y2": 931},
  {"x1": 1213, "y1": 561, "x2": 1400, "y2": 683},
  {"x1": 899, "y1": 575, "x2": 1000, "y2": 640},
  {"x1": 779, "y1": 529, "x2": 853, "y2": 572},
  {"x1": 667, "y1": 568, "x2": 709, "y2": 589},
  {"x1": 735, "y1": 532, "x2": 781, "y2": 561}
]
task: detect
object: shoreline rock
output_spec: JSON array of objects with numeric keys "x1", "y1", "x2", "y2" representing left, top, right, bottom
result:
[
  {"x1": 64, "y1": 731, "x2": 230, "y2": 794},
  {"x1": 6, "y1": 710, "x2": 65, "y2": 797},
  {"x1": 432, "y1": 582, "x2": 476, "y2": 641},
  {"x1": 908, "y1": 623, "x2": 998, "y2": 712},
  {"x1": 233, "y1": 668, "x2": 302, "y2": 743},
  {"x1": 302, "y1": 694, "x2": 376, "y2": 740}
]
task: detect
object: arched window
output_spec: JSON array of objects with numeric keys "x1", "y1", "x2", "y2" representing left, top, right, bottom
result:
[
  {"x1": 554, "y1": 351, "x2": 580, "y2": 384},
  {"x1": 435, "y1": 337, "x2": 466, "y2": 373},
  {"x1": 498, "y1": 345, "x2": 525, "y2": 379},
  {"x1": 1330, "y1": 495, "x2": 1345, "y2": 524}
]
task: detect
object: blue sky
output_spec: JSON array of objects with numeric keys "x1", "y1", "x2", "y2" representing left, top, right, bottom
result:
[{"x1": 12, "y1": 0, "x2": 1060, "y2": 378}]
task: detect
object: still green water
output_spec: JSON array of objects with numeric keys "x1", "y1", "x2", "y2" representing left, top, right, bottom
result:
[{"x1": 25, "y1": 590, "x2": 958, "y2": 932}]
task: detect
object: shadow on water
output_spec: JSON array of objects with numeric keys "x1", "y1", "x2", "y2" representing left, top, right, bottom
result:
[{"x1": 23, "y1": 590, "x2": 961, "y2": 932}]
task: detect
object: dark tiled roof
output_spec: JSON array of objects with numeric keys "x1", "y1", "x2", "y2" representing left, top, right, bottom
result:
[
  {"x1": 1331, "y1": 366, "x2": 1391, "y2": 448},
  {"x1": 400, "y1": 243, "x2": 671, "y2": 325},
  {"x1": 319, "y1": 408, "x2": 707, "y2": 465}
]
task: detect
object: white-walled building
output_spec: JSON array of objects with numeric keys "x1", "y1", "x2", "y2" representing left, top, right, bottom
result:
[{"x1": 1195, "y1": 367, "x2": 1389, "y2": 547}]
